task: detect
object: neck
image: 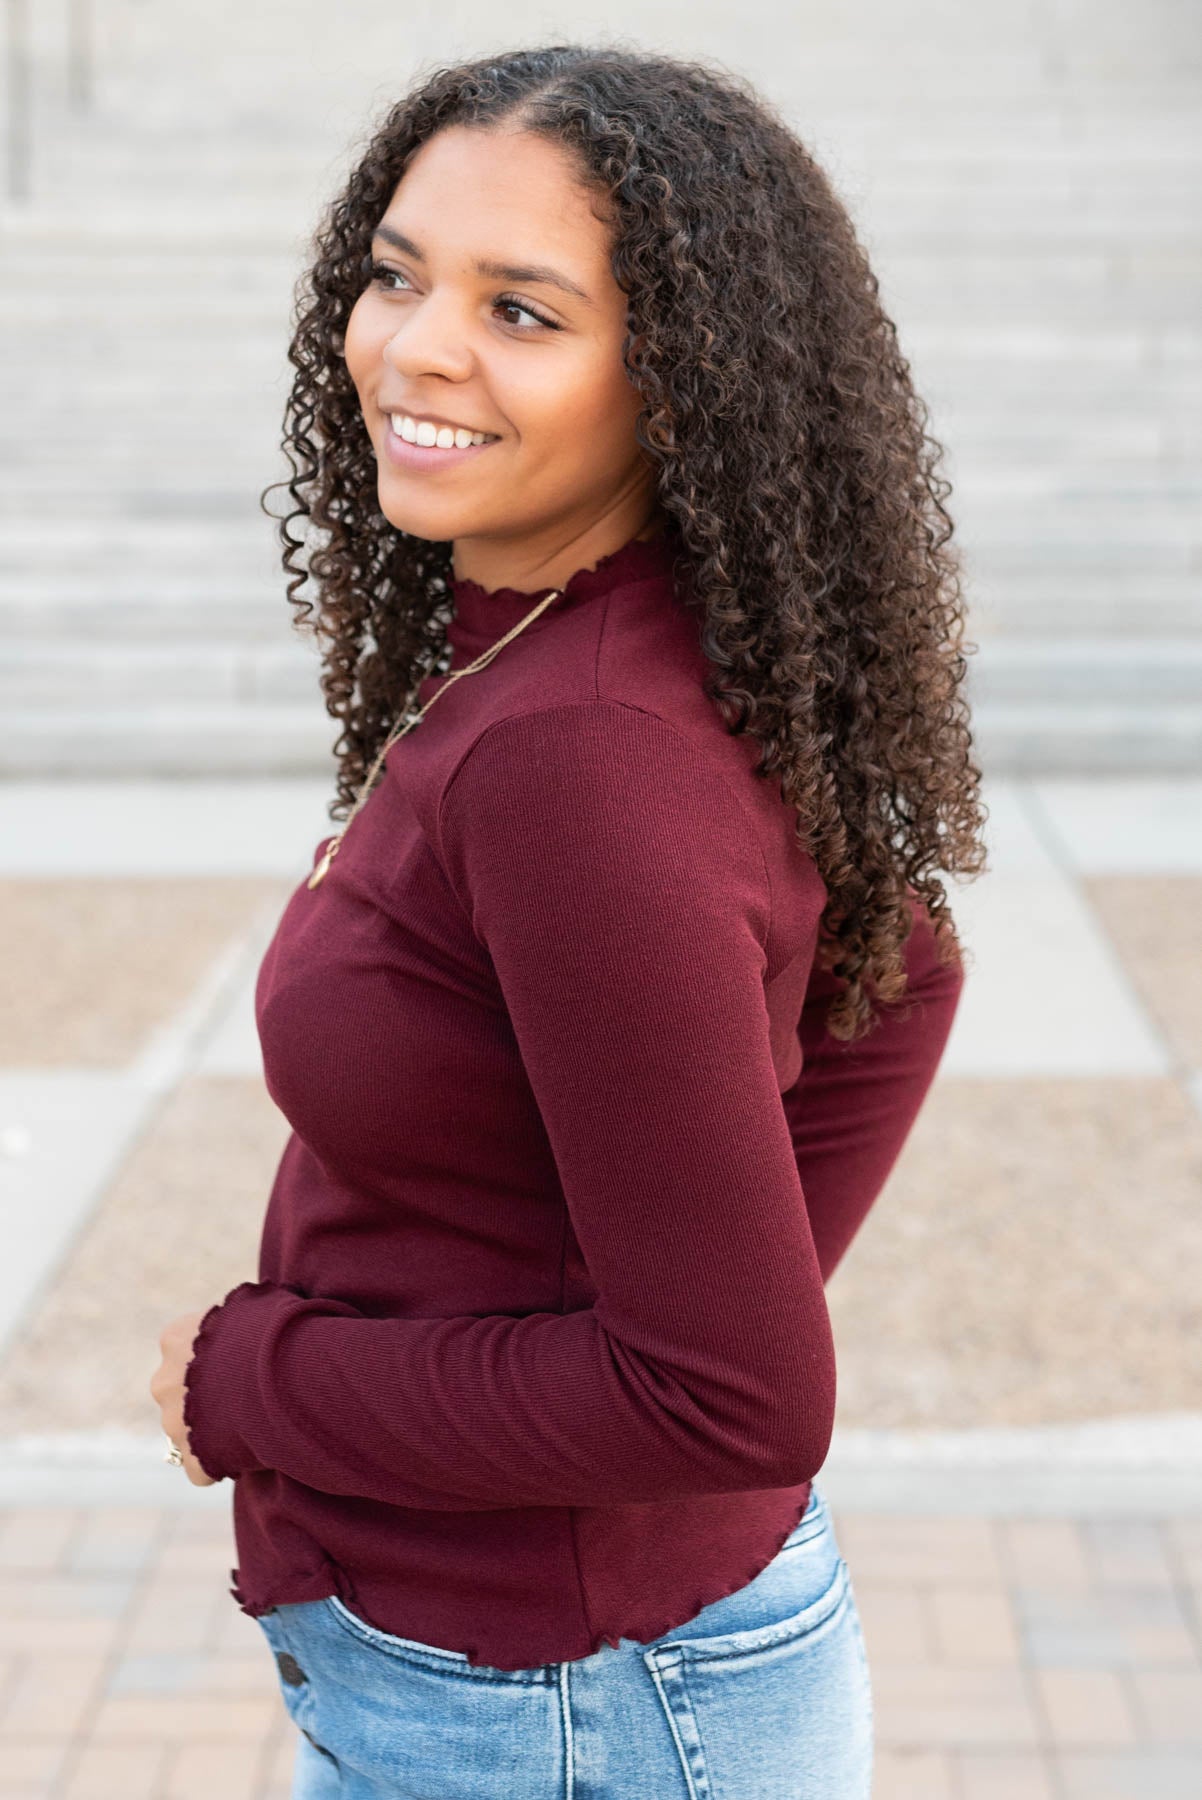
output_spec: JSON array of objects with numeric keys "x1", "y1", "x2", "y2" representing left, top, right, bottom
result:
[{"x1": 450, "y1": 505, "x2": 667, "y2": 599}]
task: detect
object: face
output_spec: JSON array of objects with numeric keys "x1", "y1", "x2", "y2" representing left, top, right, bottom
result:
[{"x1": 343, "y1": 124, "x2": 661, "y2": 581}]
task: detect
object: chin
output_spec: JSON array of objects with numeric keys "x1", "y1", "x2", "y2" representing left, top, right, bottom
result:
[{"x1": 375, "y1": 492, "x2": 460, "y2": 542}]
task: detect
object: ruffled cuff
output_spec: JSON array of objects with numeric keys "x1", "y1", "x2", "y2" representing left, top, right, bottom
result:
[{"x1": 182, "y1": 1279, "x2": 287, "y2": 1481}]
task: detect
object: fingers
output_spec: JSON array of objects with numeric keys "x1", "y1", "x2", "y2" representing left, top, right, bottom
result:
[{"x1": 149, "y1": 1313, "x2": 221, "y2": 1486}]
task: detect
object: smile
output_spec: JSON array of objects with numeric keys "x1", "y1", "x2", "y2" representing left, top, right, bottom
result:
[
  {"x1": 381, "y1": 415, "x2": 502, "y2": 473},
  {"x1": 389, "y1": 412, "x2": 500, "y2": 449}
]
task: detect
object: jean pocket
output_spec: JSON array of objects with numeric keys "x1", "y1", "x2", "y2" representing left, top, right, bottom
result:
[
  {"x1": 279, "y1": 1598, "x2": 559, "y2": 1796},
  {"x1": 642, "y1": 1558, "x2": 873, "y2": 1800},
  {"x1": 322, "y1": 1593, "x2": 476, "y2": 1668},
  {"x1": 649, "y1": 1550, "x2": 852, "y2": 1667}
]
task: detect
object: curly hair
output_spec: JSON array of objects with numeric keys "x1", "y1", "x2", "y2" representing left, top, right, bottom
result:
[{"x1": 262, "y1": 39, "x2": 989, "y2": 1042}]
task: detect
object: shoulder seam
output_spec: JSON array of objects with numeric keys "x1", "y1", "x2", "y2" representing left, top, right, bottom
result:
[{"x1": 435, "y1": 698, "x2": 774, "y2": 953}]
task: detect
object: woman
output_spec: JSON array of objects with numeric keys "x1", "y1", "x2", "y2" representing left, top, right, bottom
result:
[{"x1": 151, "y1": 41, "x2": 986, "y2": 1799}]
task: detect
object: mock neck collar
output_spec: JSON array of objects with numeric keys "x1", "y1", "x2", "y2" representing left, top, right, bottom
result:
[{"x1": 447, "y1": 527, "x2": 684, "y2": 642}]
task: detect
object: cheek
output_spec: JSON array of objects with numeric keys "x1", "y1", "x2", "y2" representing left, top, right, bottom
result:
[
  {"x1": 505, "y1": 352, "x2": 643, "y2": 466},
  {"x1": 342, "y1": 294, "x2": 383, "y2": 395}
]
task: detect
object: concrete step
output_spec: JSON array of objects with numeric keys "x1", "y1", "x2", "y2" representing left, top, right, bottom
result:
[
  {"x1": 0, "y1": 704, "x2": 338, "y2": 775},
  {"x1": 970, "y1": 702, "x2": 1202, "y2": 774},
  {"x1": 967, "y1": 638, "x2": 1202, "y2": 703},
  {"x1": 0, "y1": 520, "x2": 281, "y2": 572},
  {"x1": 0, "y1": 586, "x2": 294, "y2": 640},
  {"x1": 0, "y1": 628, "x2": 1198, "y2": 772},
  {"x1": 0, "y1": 696, "x2": 1195, "y2": 778},
  {"x1": 0, "y1": 577, "x2": 1197, "y2": 646},
  {"x1": 6, "y1": 637, "x2": 1200, "y2": 717},
  {"x1": 0, "y1": 641, "x2": 324, "y2": 707},
  {"x1": 968, "y1": 574, "x2": 1202, "y2": 636}
]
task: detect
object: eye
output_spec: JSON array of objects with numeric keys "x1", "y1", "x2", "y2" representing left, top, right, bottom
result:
[
  {"x1": 369, "y1": 261, "x2": 411, "y2": 293},
  {"x1": 366, "y1": 263, "x2": 561, "y2": 334},
  {"x1": 492, "y1": 294, "x2": 562, "y2": 334}
]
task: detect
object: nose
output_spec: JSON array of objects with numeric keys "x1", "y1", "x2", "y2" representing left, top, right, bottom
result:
[{"x1": 382, "y1": 292, "x2": 473, "y2": 383}]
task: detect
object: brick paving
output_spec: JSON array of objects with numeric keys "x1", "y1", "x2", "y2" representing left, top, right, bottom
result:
[{"x1": 0, "y1": 1503, "x2": 1199, "y2": 1797}]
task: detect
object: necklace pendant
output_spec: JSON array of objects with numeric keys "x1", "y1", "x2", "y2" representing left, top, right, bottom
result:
[{"x1": 307, "y1": 837, "x2": 341, "y2": 888}]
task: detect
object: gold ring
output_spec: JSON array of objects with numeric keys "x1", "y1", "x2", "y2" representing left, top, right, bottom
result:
[{"x1": 163, "y1": 1435, "x2": 185, "y2": 1466}]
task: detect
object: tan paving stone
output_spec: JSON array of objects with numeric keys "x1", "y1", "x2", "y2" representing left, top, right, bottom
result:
[
  {"x1": 955, "y1": 1750, "x2": 1058, "y2": 1798},
  {"x1": 122, "y1": 1579, "x2": 229, "y2": 1656},
  {"x1": 108, "y1": 1649, "x2": 273, "y2": 1698},
  {"x1": 0, "y1": 1507, "x2": 85, "y2": 1571},
  {"x1": 0, "y1": 1649, "x2": 108, "y2": 1738},
  {"x1": 1035, "y1": 1667, "x2": 1139, "y2": 1746},
  {"x1": 165, "y1": 1738, "x2": 271, "y2": 1800},
  {"x1": 1016, "y1": 1582, "x2": 1199, "y2": 1667},
  {"x1": 928, "y1": 1584, "x2": 1024, "y2": 1666},
  {"x1": 1128, "y1": 1667, "x2": 1202, "y2": 1745},
  {"x1": 88, "y1": 1695, "x2": 276, "y2": 1741},
  {"x1": 835, "y1": 1514, "x2": 1007, "y2": 1585},
  {"x1": 0, "y1": 877, "x2": 286, "y2": 1067},
  {"x1": 1164, "y1": 1516, "x2": 1202, "y2": 1585},
  {"x1": 261, "y1": 1728, "x2": 298, "y2": 1798},
  {"x1": 67, "y1": 1507, "x2": 165, "y2": 1577},
  {"x1": 873, "y1": 1747, "x2": 957, "y2": 1798},
  {"x1": 61, "y1": 1741, "x2": 168, "y2": 1800},
  {"x1": 0, "y1": 1575, "x2": 132, "y2": 1623},
  {"x1": 827, "y1": 1077, "x2": 1202, "y2": 1426},
  {"x1": 152, "y1": 1537, "x2": 240, "y2": 1580},
  {"x1": 0, "y1": 1074, "x2": 291, "y2": 1436},
  {"x1": 1084, "y1": 875, "x2": 1202, "y2": 1066},
  {"x1": 213, "y1": 1601, "x2": 275, "y2": 1659},
  {"x1": 1082, "y1": 1517, "x2": 1179, "y2": 1589},
  {"x1": 852, "y1": 1582, "x2": 933, "y2": 1664},
  {"x1": 0, "y1": 1741, "x2": 68, "y2": 1791},
  {"x1": 872, "y1": 1662, "x2": 1040, "y2": 1750},
  {"x1": 1000, "y1": 1519, "x2": 1092, "y2": 1588},
  {"x1": 0, "y1": 1615, "x2": 123, "y2": 1655},
  {"x1": 165, "y1": 1507, "x2": 239, "y2": 1548},
  {"x1": 1055, "y1": 1748, "x2": 1202, "y2": 1798}
]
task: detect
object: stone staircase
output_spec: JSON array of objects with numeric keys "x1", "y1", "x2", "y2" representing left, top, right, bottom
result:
[{"x1": 2, "y1": 0, "x2": 1198, "y2": 773}]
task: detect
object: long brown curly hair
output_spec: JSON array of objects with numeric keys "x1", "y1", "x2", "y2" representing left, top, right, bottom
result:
[{"x1": 262, "y1": 39, "x2": 989, "y2": 1042}]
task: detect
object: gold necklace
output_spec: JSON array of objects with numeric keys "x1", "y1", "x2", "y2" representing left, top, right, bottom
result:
[{"x1": 307, "y1": 586, "x2": 564, "y2": 889}]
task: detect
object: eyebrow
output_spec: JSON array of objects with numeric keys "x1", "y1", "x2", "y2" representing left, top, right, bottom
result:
[{"x1": 370, "y1": 222, "x2": 596, "y2": 309}]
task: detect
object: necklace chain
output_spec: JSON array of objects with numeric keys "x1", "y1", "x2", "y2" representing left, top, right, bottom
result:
[{"x1": 306, "y1": 586, "x2": 564, "y2": 889}]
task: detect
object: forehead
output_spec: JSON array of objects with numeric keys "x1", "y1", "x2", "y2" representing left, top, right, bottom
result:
[{"x1": 382, "y1": 126, "x2": 612, "y2": 270}]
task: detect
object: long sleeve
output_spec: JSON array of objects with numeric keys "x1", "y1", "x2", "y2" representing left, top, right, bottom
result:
[
  {"x1": 183, "y1": 700, "x2": 838, "y2": 1507},
  {"x1": 782, "y1": 888, "x2": 965, "y2": 1284}
]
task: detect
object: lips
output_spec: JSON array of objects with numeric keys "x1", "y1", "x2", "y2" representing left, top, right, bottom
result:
[
  {"x1": 381, "y1": 407, "x2": 500, "y2": 445},
  {"x1": 380, "y1": 414, "x2": 502, "y2": 473}
]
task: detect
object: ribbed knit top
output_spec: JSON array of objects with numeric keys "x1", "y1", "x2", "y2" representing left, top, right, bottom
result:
[{"x1": 181, "y1": 523, "x2": 965, "y2": 1671}]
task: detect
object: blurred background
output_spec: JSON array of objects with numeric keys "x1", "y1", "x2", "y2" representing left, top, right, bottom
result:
[{"x1": 0, "y1": 2, "x2": 1200, "y2": 1796}]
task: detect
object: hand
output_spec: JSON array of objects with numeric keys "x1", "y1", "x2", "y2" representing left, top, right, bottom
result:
[{"x1": 150, "y1": 1309, "x2": 220, "y2": 1486}]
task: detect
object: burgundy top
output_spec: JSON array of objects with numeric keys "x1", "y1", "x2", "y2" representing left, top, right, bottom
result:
[{"x1": 182, "y1": 525, "x2": 964, "y2": 1671}]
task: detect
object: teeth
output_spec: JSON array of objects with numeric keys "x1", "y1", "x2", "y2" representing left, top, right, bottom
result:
[{"x1": 390, "y1": 413, "x2": 492, "y2": 449}]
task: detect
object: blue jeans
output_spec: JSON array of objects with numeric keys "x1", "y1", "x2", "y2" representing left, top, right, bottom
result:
[{"x1": 255, "y1": 1480, "x2": 873, "y2": 1798}]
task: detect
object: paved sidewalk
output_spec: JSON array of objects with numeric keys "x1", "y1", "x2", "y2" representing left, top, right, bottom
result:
[{"x1": 0, "y1": 770, "x2": 1199, "y2": 1798}]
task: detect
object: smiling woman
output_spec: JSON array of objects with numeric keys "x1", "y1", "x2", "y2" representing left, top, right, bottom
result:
[
  {"x1": 172, "y1": 37, "x2": 988, "y2": 1800},
  {"x1": 341, "y1": 124, "x2": 663, "y2": 587}
]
